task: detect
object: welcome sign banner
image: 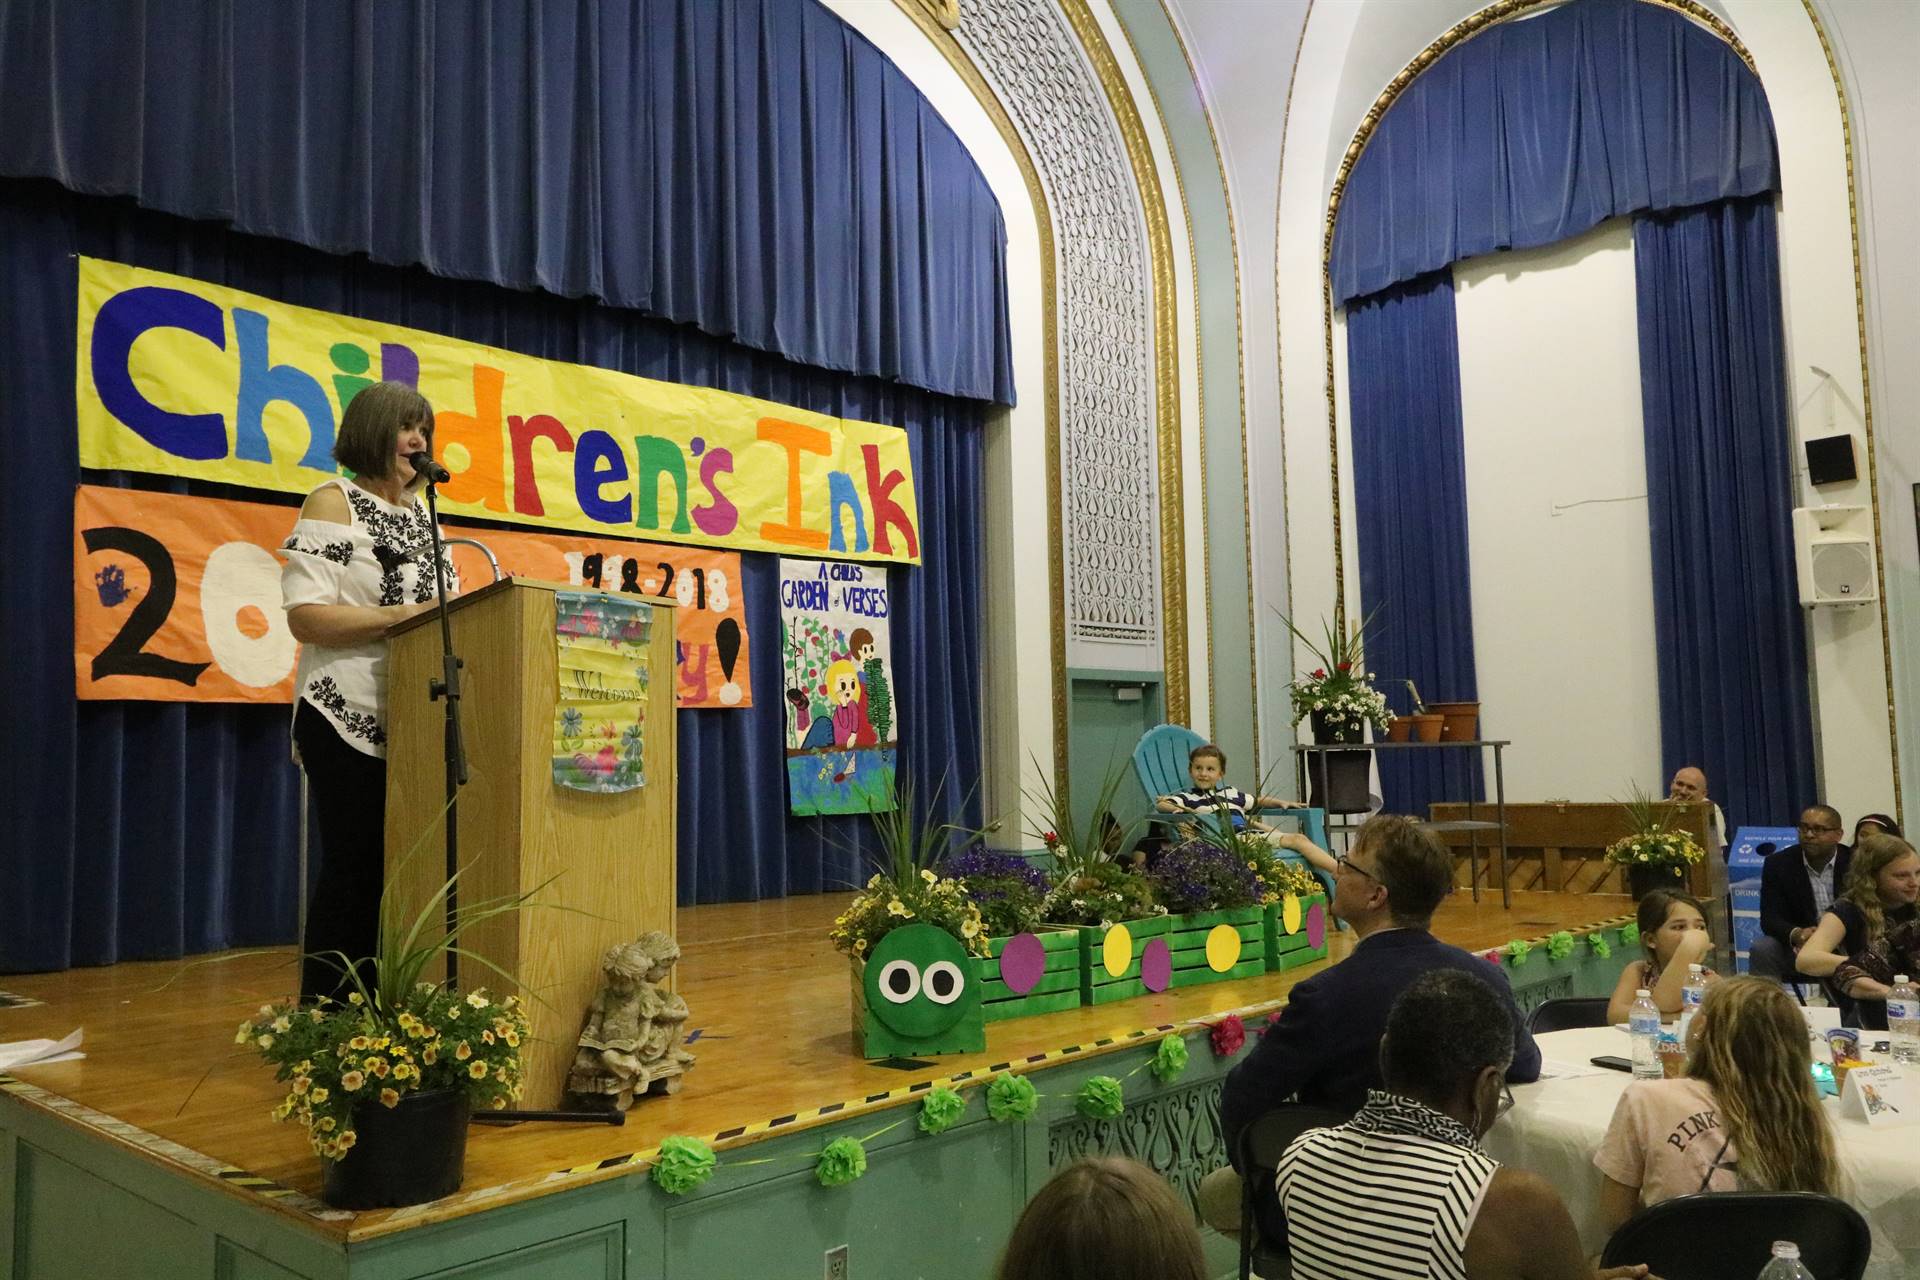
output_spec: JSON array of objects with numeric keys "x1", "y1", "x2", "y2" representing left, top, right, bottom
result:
[{"x1": 74, "y1": 258, "x2": 923, "y2": 564}]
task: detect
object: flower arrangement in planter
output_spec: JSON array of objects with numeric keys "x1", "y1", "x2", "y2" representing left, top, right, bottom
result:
[
  {"x1": 234, "y1": 865, "x2": 541, "y2": 1209},
  {"x1": 1603, "y1": 782, "x2": 1706, "y2": 899},
  {"x1": 1278, "y1": 606, "x2": 1393, "y2": 744},
  {"x1": 943, "y1": 847, "x2": 1081, "y2": 1022},
  {"x1": 1023, "y1": 758, "x2": 1169, "y2": 1005},
  {"x1": 831, "y1": 775, "x2": 991, "y2": 1057},
  {"x1": 1159, "y1": 817, "x2": 1332, "y2": 984}
]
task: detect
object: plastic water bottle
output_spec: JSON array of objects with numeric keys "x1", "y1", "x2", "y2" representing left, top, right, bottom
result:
[
  {"x1": 1888, "y1": 974, "x2": 1919, "y2": 1066},
  {"x1": 1630, "y1": 989, "x2": 1662, "y2": 1079},
  {"x1": 1756, "y1": 1240, "x2": 1815, "y2": 1279}
]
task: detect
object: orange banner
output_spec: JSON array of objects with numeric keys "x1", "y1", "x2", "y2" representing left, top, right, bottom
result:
[{"x1": 73, "y1": 485, "x2": 751, "y2": 707}]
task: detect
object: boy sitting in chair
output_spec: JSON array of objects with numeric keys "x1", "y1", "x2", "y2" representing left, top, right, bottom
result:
[{"x1": 1156, "y1": 744, "x2": 1337, "y2": 877}]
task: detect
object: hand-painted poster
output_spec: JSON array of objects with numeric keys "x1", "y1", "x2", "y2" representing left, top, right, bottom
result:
[
  {"x1": 553, "y1": 591, "x2": 651, "y2": 793},
  {"x1": 71, "y1": 484, "x2": 749, "y2": 707},
  {"x1": 779, "y1": 558, "x2": 897, "y2": 816}
]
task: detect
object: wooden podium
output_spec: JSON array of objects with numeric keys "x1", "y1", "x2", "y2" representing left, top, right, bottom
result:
[{"x1": 385, "y1": 578, "x2": 677, "y2": 1107}]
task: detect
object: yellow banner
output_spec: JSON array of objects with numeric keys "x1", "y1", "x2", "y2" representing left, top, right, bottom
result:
[{"x1": 75, "y1": 258, "x2": 922, "y2": 563}]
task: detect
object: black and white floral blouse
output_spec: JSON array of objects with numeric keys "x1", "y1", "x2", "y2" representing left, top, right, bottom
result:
[{"x1": 279, "y1": 478, "x2": 459, "y2": 758}]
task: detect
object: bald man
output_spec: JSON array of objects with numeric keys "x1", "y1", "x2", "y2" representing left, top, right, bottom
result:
[{"x1": 1669, "y1": 766, "x2": 1726, "y2": 857}]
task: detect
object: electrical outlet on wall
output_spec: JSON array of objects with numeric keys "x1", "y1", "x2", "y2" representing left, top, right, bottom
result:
[{"x1": 824, "y1": 1244, "x2": 849, "y2": 1280}]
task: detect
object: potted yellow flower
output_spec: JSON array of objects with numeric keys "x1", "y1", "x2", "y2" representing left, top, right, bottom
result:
[
  {"x1": 234, "y1": 868, "x2": 540, "y2": 1209},
  {"x1": 1603, "y1": 782, "x2": 1706, "y2": 899}
]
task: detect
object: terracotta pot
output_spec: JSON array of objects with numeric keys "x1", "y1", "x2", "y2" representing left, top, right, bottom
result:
[
  {"x1": 1384, "y1": 716, "x2": 1413, "y2": 743},
  {"x1": 1408, "y1": 713, "x2": 1445, "y2": 743},
  {"x1": 1426, "y1": 700, "x2": 1480, "y2": 742}
]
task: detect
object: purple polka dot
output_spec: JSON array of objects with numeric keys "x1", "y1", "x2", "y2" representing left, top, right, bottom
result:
[
  {"x1": 999, "y1": 933, "x2": 1047, "y2": 994},
  {"x1": 1306, "y1": 902, "x2": 1327, "y2": 950},
  {"x1": 689, "y1": 436, "x2": 706, "y2": 456},
  {"x1": 1141, "y1": 938, "x2": 1172, "y2": 993}
]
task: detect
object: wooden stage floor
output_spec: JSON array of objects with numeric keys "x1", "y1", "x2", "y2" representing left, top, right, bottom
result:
[{"x1": 0, "y1": 888, "x2": 1629, "y2": 1241}]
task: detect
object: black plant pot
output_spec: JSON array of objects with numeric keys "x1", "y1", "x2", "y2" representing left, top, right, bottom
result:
[
  {"x1": 321, "y1": 1089, "x2": 471, "y2": 1210},
  {"x1": 1625, "y1": 862, "x2": 1687, "y2": 901},
  {"x1": 1309, "y1": 710, "x2": 1366, "y2": 745},
  {"x1": 1306, "y1": 749, "x2": 1373, "y2": 815}
]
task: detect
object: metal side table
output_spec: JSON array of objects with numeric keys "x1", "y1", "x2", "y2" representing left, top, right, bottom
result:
[{"x1": 1293, "y1": 739, "x2": 1512, "y2": 907}]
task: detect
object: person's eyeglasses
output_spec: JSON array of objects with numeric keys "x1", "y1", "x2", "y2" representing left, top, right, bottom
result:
[
  {"x1": 1335, "y1": 852, "x2": 1380, "y2": 882},
  {"x1": 1799, "y1": 823, "x2": 1841, "y2": 834}
]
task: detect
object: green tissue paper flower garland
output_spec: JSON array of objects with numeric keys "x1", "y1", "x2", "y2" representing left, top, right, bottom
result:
[
  {"x1": 1545, "y1": 931, "x2": 1575, "y2": 961},
  {"x1": 1150, "y1": 1034, "x2": 1188, "y2": 1084},
  {"x1": 815, "y1": 1136, "x2": 868, "y2": 1187},
  {"x1": 987, "y1": 1072, "x2": 1038, "y2": 1122},
  {"x1": 650, "y1": 1136, "x2": 716, "y2": 1196},
  {"x1": 1076, "y1": 1075, "x2": 1125, "y2": 1119},
  {"x1": 1504, "y1": 939, "x2": 1533, "y2": 967},
  {"x1": 1589, "y1": 932, "x2": 1613, "y2": 960},
  {"x1": 919, "y1": 1086, "x2": 966, "y2": 1135},
  {"x1": 1619, "y1": 922, "x2": 1640, "y2": 946}
]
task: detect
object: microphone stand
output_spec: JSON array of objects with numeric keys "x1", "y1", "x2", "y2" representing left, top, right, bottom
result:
[{"x1": 417, "y1": 466, "x2": 467, "y2": 991}]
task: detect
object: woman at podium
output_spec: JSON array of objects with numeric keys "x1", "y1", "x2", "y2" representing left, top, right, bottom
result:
[{"x1": 279, "y1": 381, "x2": 460, "y2": 1000}]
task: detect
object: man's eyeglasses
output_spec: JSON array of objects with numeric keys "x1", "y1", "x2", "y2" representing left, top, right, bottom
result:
[
  {"x1": 1335, "y1": 852, "x2": 1380, "y2": 882},
  {"x1": 1799, "y1": 823, "x2": 1841, "y2": 834}
]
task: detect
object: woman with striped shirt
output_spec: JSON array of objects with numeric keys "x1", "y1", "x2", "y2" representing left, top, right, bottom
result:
[{"x1": 1278, "y1": 970, "x2": 1653, "y2": 1280}]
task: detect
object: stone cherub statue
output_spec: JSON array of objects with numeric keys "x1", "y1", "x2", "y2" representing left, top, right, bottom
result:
[{"x1": 565, "y1": 931, "x2": 695, "y2": 1110}]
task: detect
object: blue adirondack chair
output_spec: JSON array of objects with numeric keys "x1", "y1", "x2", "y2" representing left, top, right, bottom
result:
[{"x1": 1130, "y1": 724, "x2": 1339, "y2": 914}]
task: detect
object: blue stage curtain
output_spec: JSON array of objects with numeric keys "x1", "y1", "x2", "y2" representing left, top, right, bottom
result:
[
  {"x1": 0, "y1": 178, "x2": 982, "y2": 971},
  {"x1": 0, "y1": 0, "x2": 1014, "y2": 405},
  {"x1": 1634, "y1": 196, "x2": 1814, "y2": 830},
  {"x1": 1330, "y1": 0, "x2": 1777, "y2": 307},
  {"x1": 1347, "y1": 273, "x2": 1480, "y2": 817}
]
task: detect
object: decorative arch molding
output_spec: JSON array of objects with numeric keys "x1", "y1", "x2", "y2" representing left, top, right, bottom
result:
[
  {"x1": 1302, "y1": 0, "x2": 1897, "y2": 811},
  {"x1": 901, "y1": 0, "x2": 1190, "y2": 731}
]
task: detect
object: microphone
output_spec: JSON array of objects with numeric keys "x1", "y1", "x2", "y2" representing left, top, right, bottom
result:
[{"x1": 408, "y1": 451, "x2": 451, "y2": 485}]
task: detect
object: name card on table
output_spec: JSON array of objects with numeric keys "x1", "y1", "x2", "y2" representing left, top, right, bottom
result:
[{"x1": 1840, "y1": 1065, "x2": 1913, "y2": 1127}]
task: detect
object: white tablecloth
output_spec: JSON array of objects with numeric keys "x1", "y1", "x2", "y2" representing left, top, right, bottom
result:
[{"x1": 1482, "y1": 1027, "x2": 1918, "y2": 1280}]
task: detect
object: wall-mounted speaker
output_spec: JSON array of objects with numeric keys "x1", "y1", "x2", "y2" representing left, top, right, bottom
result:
[
  {"x1": 1804, "y1": 434, "x2": 1857, "y2": 486},
  {"x1": 1792, "y1": 506, "x2": 1877, "y2": 606}
]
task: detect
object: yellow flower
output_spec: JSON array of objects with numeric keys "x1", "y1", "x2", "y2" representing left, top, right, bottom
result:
[
  {"x1": 422, "y1": 1046, "x2": 439, "y2": 1066},
  {"x1": 380, "y1": 1088, "x2": 400, "y2": 1109},
  {"x1": 258, "y1": 1004, "x2": 275, "y2": 1018},
  {"x1": 853, "y1": 937, "x2": 868, "y2": 953},
  {"x1": 455, "y1": 1041, "x2": 472, "y2": 1061},
  {"x1": 347, "y1": 991, "x2": 363, "y2": 1006},
  {"x1": 491, "y1": 1096, "x2": 508, "y2": 1110},
  {"x1": 368, "y1": 1058, "x2": 389, "y2": 1078},
  {"x1": 270, "y1": 1016, "x2": 291, "y2": 1033},
  {"x1": 482, "y1": 1029, "x2": 495, "y2": 1045},
  {"x1": 960, "y1": 919, "x2": 980, "y2": 937},
  {"x1": 272, "y1": 1100, "x2": 294, "y2": 1120},
  {"x1": 920, "y1": 868, "x2": 937, "y2": 883},
  {"x1": 467, "y1": 992, "x2": 490, "y2": 1009},
  {"x1": 308, "y1": 1008, "x2": 324, "y2": 1023},
  {"x1": 338, "y1": 1130, "x2": 357, "y2": 1151},
  {"x1": 235, "y1": 1021, "x2": 253, "y2": 1045},
  {"x1": 504, "y1": 1031, "x2": 519, "y2": 1047},
  {"x1": 468, "y1": 1061, "x2": 488, "y2": 1079},
  {"x1": 393, "y1": 1063, "x2": 414, "y2": 1081},
  {"x1": 886, "y1": 899, "x2": 910, "y2": 917},
  {"x1": 317, "y1": 1117, "x2": 336, "y2": 1132},
  {"x1": 292, "y1": 1077, "x2": 311, "y2": 1095},
  {"x1": 309, "y1": 1087, "x2": 328, "y2": 1104},
  {"x1": 341, "y1": 1071, "x2": 365, "y2": 1092},
  {"x1": 349, "y1": 1036, "x2": 371, "y2": 1051},
  {"x1": 255, "y1": 1034, "x2": 274, "y2": 1050}
]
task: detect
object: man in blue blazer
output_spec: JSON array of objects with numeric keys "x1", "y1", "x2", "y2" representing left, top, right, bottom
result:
[
  {"x1": 1751, "y1": 804, "x2": 1851, "y2": 982},
  {"x1": 1199, "y1": 814, "x2": 1540, "y2": 1237}
]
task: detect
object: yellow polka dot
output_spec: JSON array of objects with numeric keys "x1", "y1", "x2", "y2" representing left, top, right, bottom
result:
[
  {"x1": 1282, "y1": 894, "x2": 1303, "y2": 935},
  {"x1": 1205, "y1": 925, "x2": 1242, "y2": 972},
  {"x1": 1102, "y1": 924, "x2": 1134, "y2": 977}
]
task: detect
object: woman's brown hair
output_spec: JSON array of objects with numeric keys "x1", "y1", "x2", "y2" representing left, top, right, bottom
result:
[
  {"x1": 996, "y1": 1157, "x2": 1207, "y2": 1280},
  {"x1": 332, "y1": 381, "x2": 434, "y2": 486},
  {"x1": 1840, "y1": 833, "x2": 1919, "y2": 941},
  {"x1": 1687, "y1": 977, "x2": 1843, "y2": 1197}
]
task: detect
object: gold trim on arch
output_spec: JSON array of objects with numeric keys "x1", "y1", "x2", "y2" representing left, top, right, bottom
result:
[
  {"x1": 1317, "y1": 0, "x2": 1754, "y2": 634},
  {"x1": 890, "y1": 0, "x2": 1071, "y2": 798},
  {"x1": 1059, "y1": 0, "x2": 1191, "y2": 730},
  {"x1": 1113, "y1": 4, "x2": 1215, "y2": 743},
  {"x1": 1798, "y1": 0, "x2": 1901, "y2": 819}
]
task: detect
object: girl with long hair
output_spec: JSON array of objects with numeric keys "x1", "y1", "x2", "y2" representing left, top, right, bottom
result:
[
  {"x1": 1796, "y1": 834, "x2": 1920, "y2": 1029},
  {"x1": 1604, "y1": 889, "x2": 1716, "y2": 1024},
  {"x1": 1596, "y1": 976, "x2": 1843, "y2": 1233},
  {"x1": 997, "y1": 1157, "x2": 1208, "y2": 1280}
]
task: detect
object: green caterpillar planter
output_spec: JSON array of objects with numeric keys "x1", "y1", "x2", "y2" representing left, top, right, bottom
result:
[{"x1": 850, "y1": 924, "x2": 986, "y2": 1058}]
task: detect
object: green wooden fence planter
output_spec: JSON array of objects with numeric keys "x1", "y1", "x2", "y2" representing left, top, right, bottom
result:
[
  {"x1": 1266, "y1": 893, "x2": 1331, "y2": 973},
  {"x1": 1162, "y1": 907, "x2": 1266, "y2": 989},
  {"x1": 849, "y1": 924, "x2": 988, "y2": 1058},
  {"x1": 1063, "y1": 916, "x2": 1174, "y2": 1005},
  {"x1": 975, "y1": 929, "x2": 1082, "y2": 1022}
]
